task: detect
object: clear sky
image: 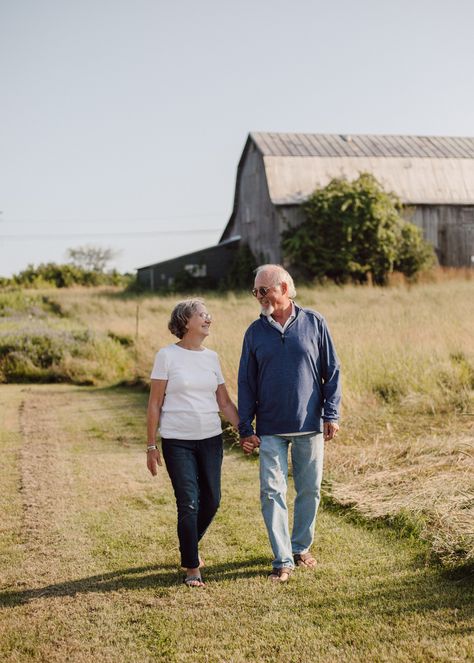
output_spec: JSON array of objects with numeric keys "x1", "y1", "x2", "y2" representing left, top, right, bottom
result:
[{"x1": 1, "y1": 0, "x2": 473, "y2": 276}]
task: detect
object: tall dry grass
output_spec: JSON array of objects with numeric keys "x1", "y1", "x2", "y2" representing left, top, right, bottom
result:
[
  {"x1": 50, "y1": 277, "x2": 474, "y2": 412},
  {"x1": 5, "y1": 272, "x2": 474, "y2": 565}
]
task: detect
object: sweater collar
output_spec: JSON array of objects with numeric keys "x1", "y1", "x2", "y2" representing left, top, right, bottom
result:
[{"x1": 259, "y1": 302, "x2": 302, "y2": 323}]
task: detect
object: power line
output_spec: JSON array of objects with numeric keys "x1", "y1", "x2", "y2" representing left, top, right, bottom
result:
[
  {"x1": 0, "y1": 228, "x2": 221, "y2": 241},
  {"x1": 0, "y1": 213, "x2": 226, "y2": 225}
]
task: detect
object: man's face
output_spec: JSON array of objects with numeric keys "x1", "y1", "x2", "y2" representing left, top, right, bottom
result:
[{"x1": 253, "y1": 272, "x2": 283, "y2": 316}]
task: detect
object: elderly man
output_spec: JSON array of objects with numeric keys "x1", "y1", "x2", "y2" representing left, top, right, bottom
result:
[{"x1": 238, "y1": 264, "x2": 341, "y2": 582}]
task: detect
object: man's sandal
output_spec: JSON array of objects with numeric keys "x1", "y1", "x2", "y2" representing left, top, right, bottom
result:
[
  {"x1": 294, "y1": 552, "x2": 317, "y2": 569},
  {"x1": 183, "y1": 575, "x2": 205, "y2": 588},
  {"x1": 268, "y1": 566, "x2": 293, "y2": 583}
]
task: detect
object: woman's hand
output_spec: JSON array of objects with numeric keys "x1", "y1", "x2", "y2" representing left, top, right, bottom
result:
[
  {"x1": 146, "y1": 379, "x2": 167, "y2": 476},
  {"x1": 240, "y1": 435, "x2": 260, "y2": 455},
  {"x1": 147, "y1": 448, "x2": 163, "y2": 476}
]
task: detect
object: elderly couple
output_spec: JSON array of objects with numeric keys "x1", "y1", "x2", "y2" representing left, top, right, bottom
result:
[{"x1": 146, "y1": 264, "x2": 341, "y2": 587}]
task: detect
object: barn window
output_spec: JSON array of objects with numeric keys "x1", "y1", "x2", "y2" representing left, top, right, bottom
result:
[{"x1": 184, "y1": 264, "x2": 207, "y2": 277}]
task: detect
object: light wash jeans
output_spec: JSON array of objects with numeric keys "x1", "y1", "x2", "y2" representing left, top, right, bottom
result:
[{"x1": 259, "y1": 433, "x2": 324, "y2": 569}]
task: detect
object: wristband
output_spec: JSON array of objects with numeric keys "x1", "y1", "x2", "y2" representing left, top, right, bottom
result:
[{"x1": 146, "y1": 444, "x2": 158, "y2": 452}]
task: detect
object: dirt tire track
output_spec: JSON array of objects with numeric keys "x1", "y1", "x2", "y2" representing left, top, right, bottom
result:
[{"x1": 18, "y1": 389, "x2": 82, "y2": 581}]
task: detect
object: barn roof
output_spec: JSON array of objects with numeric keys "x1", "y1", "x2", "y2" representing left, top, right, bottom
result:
[
  {"x1": 249, "y1": 132, "x2": 474, "y2": 205},
  {"x1": 251, "y1": 132, "x2": 474, "y2": 159}
]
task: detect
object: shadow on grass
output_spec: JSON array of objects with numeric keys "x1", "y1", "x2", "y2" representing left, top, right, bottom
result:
[{"x1": 0, "y1": 556, "x2": 270, "y2": 608}]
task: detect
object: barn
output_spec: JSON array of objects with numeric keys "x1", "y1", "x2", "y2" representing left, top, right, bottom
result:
[{"x1": 138, "y1": 132, "x2": 474, "y2": 289}]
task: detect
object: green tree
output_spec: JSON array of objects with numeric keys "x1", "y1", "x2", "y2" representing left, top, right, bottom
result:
[
  {"x1": 224, "y1": 243, "x2": 258, "y2": 290},
  {"x1": 282, "y1": 173, "x2": 435, "y2": 285}
]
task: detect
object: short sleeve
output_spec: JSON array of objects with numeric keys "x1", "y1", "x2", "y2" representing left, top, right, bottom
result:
[
  {"x1": 150, "y1": 349, "x2": 169, "y2": 380},
  {"x1": 215, "y1": 355, "x2": 225, "y2": 385}
]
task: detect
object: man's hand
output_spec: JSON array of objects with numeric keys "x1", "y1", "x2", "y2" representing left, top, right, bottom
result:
[
  {"x1": 323, "y1": 421, "x2": 339, "y2": 441},
  {"x1": 147, "y1": 449, "x2": 163, "y2": 476},
  {"x1": 240, "y1": 434, "x2": 260, "y2": 455}
]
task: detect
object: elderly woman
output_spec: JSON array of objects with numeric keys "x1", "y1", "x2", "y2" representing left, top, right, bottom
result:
[{"x1": 146, "y1": 298, "x2": 239, "y2": 587}]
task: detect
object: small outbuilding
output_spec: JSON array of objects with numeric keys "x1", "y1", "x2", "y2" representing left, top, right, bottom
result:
[
  {"x1": 138, "y1": 132, "x2": 474, "y2": 288},
  {"x1": 136, "y1": 237, "x2": 240, "y2": 290}
]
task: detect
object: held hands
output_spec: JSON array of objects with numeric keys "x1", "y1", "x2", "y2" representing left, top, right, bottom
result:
[
  {"x1": 146, "y1": 448, "x2": 163, "y2": 476},
  {"x1": 239, "y1": 434, "x2": 260, "y2": 455},
  {"x1": 323, "y1": 421, "x2": 339, "y2": 441}
]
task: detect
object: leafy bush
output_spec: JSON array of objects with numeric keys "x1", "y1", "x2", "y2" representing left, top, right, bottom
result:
[
  {"x1": 282, "y1": 173, "x2": 435, "y2": 285},
  {"x1": 0, "y1": 328, "x2": 134, "y2": 385},
  {"x1": 3, "y1": 263, "x2": 133, "y2": 289},
  {"x1": 0, "y1": 290, "x2": 44, "y2": 317},
  {"x1": 393, "y1": 223, "x2": 437, "y2": 278}
]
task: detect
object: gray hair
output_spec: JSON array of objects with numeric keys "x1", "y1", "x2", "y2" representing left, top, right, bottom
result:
[
  {"x1": 168, "y1": 298, "x2": 204, "y2": 339},
  {"x1": 254, "y1": 264, "x2": 297, "y2": 298}
]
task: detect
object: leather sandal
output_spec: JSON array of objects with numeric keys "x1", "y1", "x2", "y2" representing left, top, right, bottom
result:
[
  {"x1": 183, "y1": 574, "x2": 205, "y2": 588},
  {"x1": 268, "y1": 566, "x2": 293, "y2": 582},
  {"x1": 294, "y1": 552, "x2": 317, "y2": 569}
]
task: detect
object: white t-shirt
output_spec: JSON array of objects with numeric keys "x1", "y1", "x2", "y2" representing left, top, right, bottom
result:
[{"x1": 150, "y1": 343, "x2": 225, "y2": 440}]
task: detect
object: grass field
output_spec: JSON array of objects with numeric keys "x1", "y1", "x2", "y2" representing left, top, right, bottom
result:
[
  {"x1": 0, "y1": 384, "x2": 473, "y2": 662},
  {"x1": 2, "y1": 276, "x2": 470, "y2": 566}
]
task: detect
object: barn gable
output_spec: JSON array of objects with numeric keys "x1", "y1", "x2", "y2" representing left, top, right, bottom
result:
[{"x1": 139, "y1": 132, "x2": 474, "y2": 289}]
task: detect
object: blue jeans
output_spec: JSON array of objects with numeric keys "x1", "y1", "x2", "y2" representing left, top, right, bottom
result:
[
  {"x1": 161, "y1": 434, "x2": 223, "y2": 569},
  {"x1": 259, "y1": 433, "x2": 324, "y2": 569}
]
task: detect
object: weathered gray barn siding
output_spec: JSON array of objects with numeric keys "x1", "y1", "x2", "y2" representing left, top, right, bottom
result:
[
  {"x1": 220, "y1": 133, "x2": 474, "y2": 268},
  {"x1": 137, "y1": 239, "x2": 240, "y2": 290},
  {"x1": 410, "y1": 206, "x2": 474, "y2": 267},
  {"x1": 221, "y1": 139, "x2": 281, "y2": 263}
]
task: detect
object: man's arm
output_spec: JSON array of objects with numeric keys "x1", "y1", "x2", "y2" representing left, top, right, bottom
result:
[
  {"x1": 237, "y1": 330, "x2": 258, "y2": 440},
  {"x1": 319, "y1": 318, "x2": 342, "y2": 432}
]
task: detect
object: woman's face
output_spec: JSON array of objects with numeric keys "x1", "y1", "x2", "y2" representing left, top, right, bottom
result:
[{"x1": 184, "y1": 303, "x2": 212, "y2": 338}]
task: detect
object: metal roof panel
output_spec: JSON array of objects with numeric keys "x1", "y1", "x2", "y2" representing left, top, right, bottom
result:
[{"x1": 251, "y1": 132, "x2": 474, "y2": 158}]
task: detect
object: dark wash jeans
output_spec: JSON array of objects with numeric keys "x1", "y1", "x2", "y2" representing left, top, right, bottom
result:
[{"x1": 161, "y1": 434, "x2": 223, "y2": 569}]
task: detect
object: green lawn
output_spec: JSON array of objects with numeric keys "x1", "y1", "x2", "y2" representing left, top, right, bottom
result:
[{"x1": 0, "y1": 384, "x2": 472, "y2": 662}]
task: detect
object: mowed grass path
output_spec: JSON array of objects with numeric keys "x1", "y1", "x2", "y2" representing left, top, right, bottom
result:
[{"x1": 0, "y1": 385, "x2": 472, "y2": 663}]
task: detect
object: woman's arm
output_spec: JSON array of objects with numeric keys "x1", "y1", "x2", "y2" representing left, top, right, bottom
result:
[
  {"x1": 146, "y1": 379, "x2": 167, "y2": 475},
  {"x1": 216, "y1": 383, "x2": 239, "y2": 429}
]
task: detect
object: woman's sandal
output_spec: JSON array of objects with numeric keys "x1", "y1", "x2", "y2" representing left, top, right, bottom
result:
[
  {"x1": 293, "y1": 552, "x2": 317, "y2": 569},
  {"x1": 268, "y1": 566, "x2": 293, "y2": 583},
  {"x1": 183, "y1": 575, "x2": 205, "y2": 588}
]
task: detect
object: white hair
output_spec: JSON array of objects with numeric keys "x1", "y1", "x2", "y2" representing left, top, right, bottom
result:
[{"x1": 254, "y1": 264, "x2": 297, "y2": 298}]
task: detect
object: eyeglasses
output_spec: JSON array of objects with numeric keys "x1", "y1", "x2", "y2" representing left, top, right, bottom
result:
[
  {"x1": 198, "y1": 312, "x2": 212, "y2": 321},
  {"x1": 251, "y1": 286, "x2": 277, "y2": 297}
]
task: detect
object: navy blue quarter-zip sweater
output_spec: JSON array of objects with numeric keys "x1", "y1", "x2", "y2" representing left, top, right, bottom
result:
[{"x1": 238, "y1": 305, "x2": 341, "y2": 437}]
